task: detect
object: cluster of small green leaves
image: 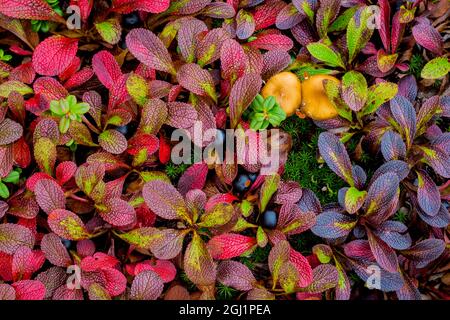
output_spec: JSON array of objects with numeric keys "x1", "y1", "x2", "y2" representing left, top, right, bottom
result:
[
  {"x1": 50, "y1": 95, "x2": 90, "y2": 133},
  {"x1": 248, "y1": 95, "x2": 286, "y2": 130},
  {"x1": 0, "y1": 168, "x2": 21, "y2": 199}
]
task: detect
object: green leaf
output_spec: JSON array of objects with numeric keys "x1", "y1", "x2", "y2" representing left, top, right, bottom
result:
[
  {"x1": 198, "y1": 203, "x2": 234, "y2": 228},
  {"x1": 2, "y1": 170, "x2": 19, "y2": 184},
  {"x1": 259, "y1": 173, "x2": 280, "y2": 212},
  {"x1": 323, "y1": 79, "x2": 352, "y2": 122},
  {"x1": 341, "y1": 71, "x2": 368, "y2": 112},
  {"x1": 256, "y1": 226, "x2": 268, "y2": 247},
  {"x1": 420, "y1": 57, "x2": 450, "y2": 80},
  {"x1": 344, "y1": 187, "x2": 367, "y2": 214},
  {"x1": 59, "y1": 116, "x2": 71, "y2": 134},
  {"x1": 115, "y1": 227, "x2": 160, "y2": 249},
  {"x1": 0, "y1": 181, "x2": 9, "y2": 199},
  {"x1": 0, "y1": 81, "x2": 33, "y2": 98},
  {"x1": 34, "y1": 138, "x2": 57, "y2": 175},
  {"x1": 307, "y1": 42, "x2": 345, "y2": 68},
  {"x1": 95, "y1": 18, "x2": 122, "y2": 45},
  {"x1": 126, "y1": 73, "x2": 149, "y2": 106},
  {"x1": 50, "y1": 100, "x2": 66, "y2": 116},
  {"x1": 71, "y1": 102, "x2": 90, "y2": 115},
  {"x1": 347, "y1": 6, "x2": 374, "y2": 63},
  {"x1": 329, "y1": 7, "x2": 358, "y2": 32},
  {"x1": 363, "y1": 82, "x2": 398, "y2": 115}
]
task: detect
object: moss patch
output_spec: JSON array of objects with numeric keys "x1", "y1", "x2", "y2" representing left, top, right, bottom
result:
[{"x1": 281, "y1": 116, "x2": 346, "y2": 204}]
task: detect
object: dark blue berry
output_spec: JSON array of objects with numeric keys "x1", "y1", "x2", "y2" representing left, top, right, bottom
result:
[
  {"x1": 443, "y1": 201, "x2": 449, "y2": 210},
  {"x1": 248, "y1": 173, "x2": 258, "y2": 183},
  {"x1": 124, "y1": 12, "x2": 140, "y2": 27},
  {"x1": 116, "y1": 125, "x2": 128, "y2": 136},
  {"x1": 62, "y1": 239, "x2": 72, "y2": 249},
  {"x1": 233, "y1": 174, "x2": 252, "y2": 195},
  {"x1": 262, "y1": 210, "x2": 277, "y2": 229}
]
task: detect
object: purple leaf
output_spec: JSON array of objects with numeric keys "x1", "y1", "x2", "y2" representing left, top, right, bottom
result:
[{"x1": 380, "y1": 131, "x2": 406, "y2": 161}]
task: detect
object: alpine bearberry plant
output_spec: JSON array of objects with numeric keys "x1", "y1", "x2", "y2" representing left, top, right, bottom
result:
[{"x1": 0, "y1": 0, "x2": 448, "y2": 301}]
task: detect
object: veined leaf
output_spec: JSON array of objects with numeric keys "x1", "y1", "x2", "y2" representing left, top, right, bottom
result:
[
  {"x1": 420, "y1": 57, "x2": 450, "y2": 80},
  {"x1": 363, "y1": 82, "x2": 398, "y2": 115},
  {"x1": 48, "y1": 209, "x2": 91, "y2": 241},
  {"x1": 318, "y1": 132, "x2": 354, "y2": 186},
  {"x1": 341, "y1": 71, "x2": 367, "y2": 112},
  {"x1": 347, "y1": 6, "x2": 374, "y2": 63},
  {"x1": 229, "y1": 73, "x2": 262, "y2": 128},
  {"x1": 126, "y1": 28, "x2": 176, "y2": 75},
  {"x1": 143, "y1": 180, "x2": 190, "y2": 221},
  {"x1": 259, "y1": 173, "x2": 280, "y2": 212},
  {"x1": 32, "y1": 36, "x2": 78, "y2": 76},
  {"x1": 307, "y1": 42, "x2": 345, "y2": 68},
  {"x1": 184, "y1": 232, "x2": 216, "y2": 286},
  {"x1": 177, "y1": 63, "x2": 217, "y2": 102}
]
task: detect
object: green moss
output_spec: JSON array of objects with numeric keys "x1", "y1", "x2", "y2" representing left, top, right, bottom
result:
[
  {"x1": 179, "y1": 271, "x2": 197, "y2": 291},
  {"x1": 239, "y1": 245, "x2": 271, "y2": 270},
  {"x1": 217, "y1": 283, "x2": 238, "y2": 300},
  {"x1": 281, "y1": 117, "x2": 346, "y2": 204},
  {"x1": 290, "y1": 231, "x2": 322, "y2": 255},
  {"x1": 165, "y1": 162, "x2": 189, "y2": 182},
  {"x1": 409, "y1": 54, "x2": 425, "y2": 79}
]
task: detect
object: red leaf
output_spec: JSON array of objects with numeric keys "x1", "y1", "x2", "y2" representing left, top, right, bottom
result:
[
  {"x1": 177, "y1": 63, "x2": 217, "y2": 102},
  {"x1": 248, "y1": 33, "x2": 294, "y2": 51},
  {"x1": 143, "y1": 180, "x2": 188, "y2": 220},
  {"x1": 229, "y1": 73, "x2": 262, "y2": 128},
  {"x1": 178, "y1": 162, "x2": 208, "y2": 196},
  {"x1": 196, "y1": 28, "x2": 231, "y2": 67},
  {"x1": 111, "y1": 0, "x2": 170, "y2": 14},
  {"x1": 0, "y1": 0, "x2": 65, "y2": 23},
  {"x1": 130, "y1": 270, "x2": 164, "y2": 300},
  {"x1": 0, "y1": 283, "x2": 15, "y2": 300},
  {"x1": 59, "y1": 56, "x2": 81, "y2": 81},
  {"x1": 81, "y1": 253, "x2": 119, "y2": 272},
  {"x1": 126, "y1": 28, "x2": 176, "y2": 75},
  {"x1": 217, "y1": 260, "x2": 256, "y2": 291},
  {"x1": 12, "y1": 246, "x2": 45, "y2": 281},
  {"x1": 412, "y1": 22, "x2": 443, "y2": 56},
  {"x1": 32, "y1": 36, "x2": 79, "y2": 76},
  {"x1": 289, "y1": 248, "x2": 313, "y2": 287},
  {"x1": 34, "y1": 179, "x2": 66, "y2": 214},
  {"x1": 220, "y1": 39, "x2": 247, "y2": 82},
  {"x1": 12, "y1": 280, "x2": 46, "y2": 300},
  {"x1": 9, "y1": 61, "x2": 36, "y2": 84},
  {"x1": 0, "y1": 223, "x2": 35, "y2": 255},
  {"x1": 134, "y1": 260, "x2": 177, "y2": 283},
  {"x1": 177, "y1": 18, "x2": 208, "y2": 63},
  {"x1": 56, "y1": 161, "x2": 77, "y2": 186},
  {"x1": 41, "y1": 233, "x2": 72, "y2": 267},
  {"x1": 166, "y1": 102, "x2": 198, "y2": 129},
  {"x1": 99, "y1": 129, "x2": 128, "y2": 155},
  {"x1": 253, "y1": 1, "x2": 285, "y2": 30},
  {"x1": 99, "y1": 198, "x2": 136, "y2": 227},
  {"x1": 76, "y1": 240, "x2": 95, "y2": 257},
  {"x1": 127, "y1": 133, "x2": 159, "y2": 156},
  {"x1": 33, "y1": 77, "x2": 68, "y2": 103},
  {"x1": 92, "y1": 51, "x2": 123, "y2": 90},
  {"x1": 158, "y1": 135, "x2": 171, "y2": 164},
  {"x1": 207, "y1": 233, "x2": 256, "y2": 259},
  {"x1": 63, "y1": 67, "x2": 94, "y2": 90},
  {"x1": 12, "y1": 137, "x2": 31, "y2": 168},
  {"x1": 0, "y1": 118, "x2": 23, "y2": 146}
]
